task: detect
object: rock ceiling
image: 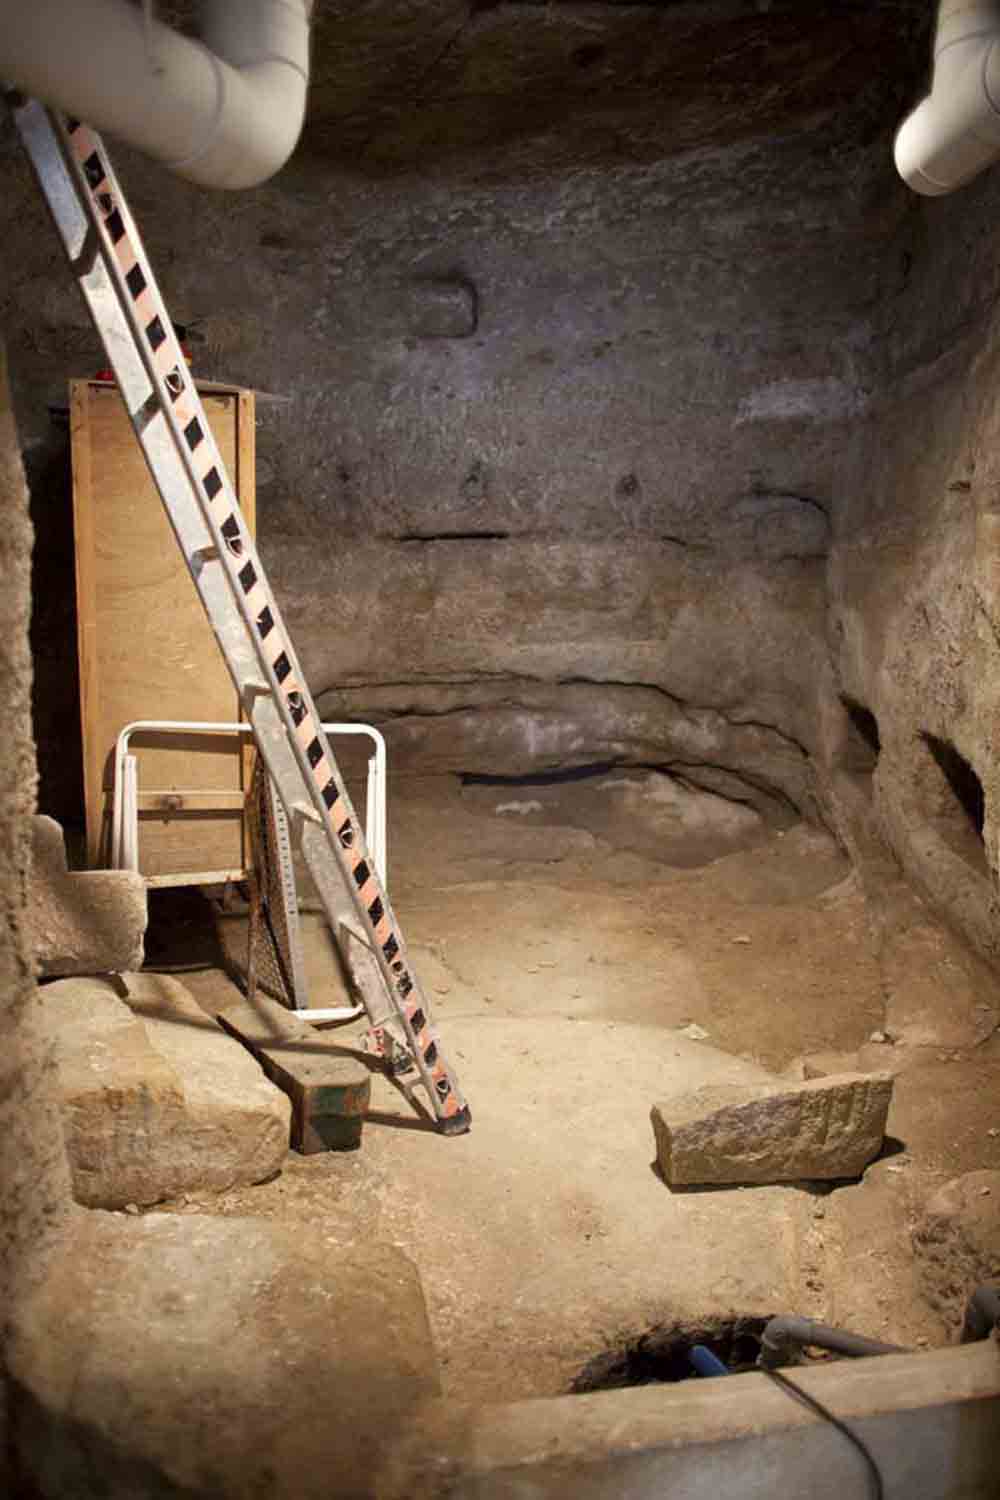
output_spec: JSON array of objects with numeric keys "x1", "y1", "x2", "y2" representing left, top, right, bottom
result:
[
  {"x1": 301, "y1": 0, "x2": 932, "y2": 177},
  {"x1": 158, "y1": 1, "x2": 932, "y2": 178}
]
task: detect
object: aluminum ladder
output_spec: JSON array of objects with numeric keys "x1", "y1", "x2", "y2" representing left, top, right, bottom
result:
[{"x1": 12, "y1": 96, "x2": 470, "y2": 1135}]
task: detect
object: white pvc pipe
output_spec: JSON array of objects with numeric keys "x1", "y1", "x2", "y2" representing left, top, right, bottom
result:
[
  {"x1": 0, "y1": 0, "x2": 312, "y2": 189},
  {"x1": 895, "y1": 0, "x2": 1000, "y2": 195}
]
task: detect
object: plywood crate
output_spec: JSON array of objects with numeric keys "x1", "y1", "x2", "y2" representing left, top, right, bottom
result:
[{"x1": 71, "y1": 379, "x2": 256, "y2": 882}]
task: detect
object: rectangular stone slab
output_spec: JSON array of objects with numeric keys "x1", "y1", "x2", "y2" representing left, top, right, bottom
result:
[
  {"x1": 217, "y1": 995, "x2": 371, "y2": 1153},
  {"x1": 38, "y1": 974, "x2": 290, "y2": 1207},
  {"x1": 30, "y1": 815, "x2": 147, "y2": 976},
  {"x1": 651, "y1": 1071, "x2": 894, "y2": 1187}
]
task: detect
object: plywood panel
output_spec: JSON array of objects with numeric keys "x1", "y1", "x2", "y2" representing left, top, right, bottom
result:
[{"x1": 72, "y1": 381, "x2": 255, "y2": 878}]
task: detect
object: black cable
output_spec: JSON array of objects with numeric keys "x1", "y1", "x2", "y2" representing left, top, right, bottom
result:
[{"x1": 761, "y1": 1367, "x2": 884, "y2": 1500}]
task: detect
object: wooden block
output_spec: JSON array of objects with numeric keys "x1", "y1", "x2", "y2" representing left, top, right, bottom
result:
[{"x1": 216, "y1": 995, "x2": 371, "y2": 1154}]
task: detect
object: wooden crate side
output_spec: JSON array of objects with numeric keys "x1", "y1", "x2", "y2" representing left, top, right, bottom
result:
[{"x1": 72, "y1": 381, "x2": 257, "y2": 877}]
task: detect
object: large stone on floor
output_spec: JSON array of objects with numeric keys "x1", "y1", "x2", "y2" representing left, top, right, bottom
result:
[
  {"x1": 651, "y1": 1072, "x2": 893, "y2": 1187},
  {"x1": 29, "y1": 816, "x2": 146, "y2": 976},
  {"x1": 10, "y1": 1211, "x2": 438, "y2": 1500},
  {"x1": 37, "y1": 974, "x2": 290, "y2": 1207},
  {"x1": 913, "y1": 1171, "x2": 1000, "y2": 1329}
]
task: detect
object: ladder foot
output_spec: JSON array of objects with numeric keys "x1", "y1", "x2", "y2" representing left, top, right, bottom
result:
[{"x1": 437, "y1": 1105, "x2": 472, "y2": 1137}]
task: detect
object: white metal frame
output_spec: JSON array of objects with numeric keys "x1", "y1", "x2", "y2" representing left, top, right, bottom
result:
[{"x1": 110, "y1": 720, "x2": 388, "y2": 888}]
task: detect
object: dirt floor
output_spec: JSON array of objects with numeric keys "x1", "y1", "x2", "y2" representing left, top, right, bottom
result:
[{"x1": 152, "y1": 770, "x2": 1000, "y2": 1404}]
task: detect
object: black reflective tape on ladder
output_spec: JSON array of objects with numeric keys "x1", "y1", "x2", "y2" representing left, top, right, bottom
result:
[
  {"x1": 125, "y1": 263, "x2": 146, "y2": 300},
  {"x1": 220, "y1": 514, "x2": 243, "y2": 554},
  {"x1": 287, "y1": 691, "x2": 306, "y2": 726}
]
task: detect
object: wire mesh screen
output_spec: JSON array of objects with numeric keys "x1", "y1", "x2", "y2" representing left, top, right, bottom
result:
[{"x1": 242, "y1": 753, "x2": 304, "y2": 1008}]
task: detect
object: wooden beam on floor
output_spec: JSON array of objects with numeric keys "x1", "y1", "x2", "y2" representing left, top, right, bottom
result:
[{"x1": 217, "y1": 993, "x2": 371, "y2": 1153}]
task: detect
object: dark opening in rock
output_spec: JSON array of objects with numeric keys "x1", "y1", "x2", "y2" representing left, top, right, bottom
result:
[
  {"x1": 921, "y1": 735, "x2": 986, "y2": 873},
  {"x1": 840, "y1": 696, "x2": 881, "y2": 777},
  {"x1": 460, "y1": 762, "x2": 618, "y2": 788},
  {"x1": 572, "y1": 43, "x2": 607, "y2": 70},
  {"x1": 569, "y1": 1316, "x2": 768, "y2": 1392}
]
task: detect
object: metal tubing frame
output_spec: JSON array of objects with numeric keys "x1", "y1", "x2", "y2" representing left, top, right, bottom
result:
[{"x1": 110, "y1": 719, "x2": 387, "y2": 886}]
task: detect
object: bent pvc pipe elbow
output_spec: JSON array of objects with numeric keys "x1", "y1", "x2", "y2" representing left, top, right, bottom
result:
[
  {"x1": 0, "y1": 0, "x2": 312, "y2": 191},
  {"x1": 895, "y1": 1, "x2": 1000, "y2": 195}
]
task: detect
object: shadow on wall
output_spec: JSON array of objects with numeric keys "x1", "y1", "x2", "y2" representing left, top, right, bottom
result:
[
  {"x1": 838, "y1": 696, "x2": 881, "y2": 789},
  {"x1": 919, "y1": 733, "x2": 987, "y2": 877},
  {"x1": 24, "y1": 428, "x2": 85, "y2": 839}
]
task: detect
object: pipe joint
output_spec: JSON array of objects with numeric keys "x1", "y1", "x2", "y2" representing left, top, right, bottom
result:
[
  {"x1": 0, "y1": 0, "x2": 313, "y2": 190},
  {"x1": 896, "y1": 0, "x2": 1000, "y2": 195}
]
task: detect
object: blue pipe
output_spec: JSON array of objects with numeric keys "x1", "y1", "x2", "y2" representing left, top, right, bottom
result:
[{"x1": 689, "y1": 1345, "x2": 730, "y2": 1378}]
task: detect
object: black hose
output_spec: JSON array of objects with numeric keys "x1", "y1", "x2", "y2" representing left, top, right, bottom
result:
[
  {"x1": 759, "y1": 1316, "x2": 907, "y2": 1371},
  {"x1": 961, "y1": 1284, "x2": 1000, "y2": 1344}
]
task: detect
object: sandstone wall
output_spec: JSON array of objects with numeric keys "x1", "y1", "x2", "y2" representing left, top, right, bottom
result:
[
  {"x1": 8, "y1": 1, "x2": 999, "y2": 956},
  {"x1": 0, "y1": 344, "x2": 74, "y2": 1489},
  {"x1": 1, "y1": 107, "x2": 906, "y2": 824},
  {"x1": 826, "y1": 165, "x2": 1000, "y2": 959}
]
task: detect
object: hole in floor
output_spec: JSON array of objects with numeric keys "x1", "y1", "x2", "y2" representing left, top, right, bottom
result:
[
  {"x1": 920, "y1": 733, "x2": 987, "y2": 874},
  {"x1": 569, "y1": 1316, "x2": 769, "y2": 1392},
  {"x1": 839, "y1": 695, "x2": 881, "y2": 780}
]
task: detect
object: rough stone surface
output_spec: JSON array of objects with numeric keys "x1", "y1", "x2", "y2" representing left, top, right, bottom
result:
[
  {"x1": 29, "y1": 816, "x2": 147, "y2": 976},
  {"x1": 37, "y1": 973, "x2": 290, "y2": 1207},
  {"x1": 7, "y1": 0, "x2": 997, "y2": 963},
  {"x1": 651, "y1": 1071, "x2": 894, "y2": 1187},
  {"x1": 6, "y1": 3, "x2": 931, "y2": 837},
  {"x1": 913, "y1": 1171, "x2": 1000, "y2": 1330},
  {"x1": 10, "y1": 1211, "x2": 438, "y2": 1500},
  {"x1": 821, "y1": 132, "x2": 1000, "y2": 963},
  {"x1": 0, "y1": 341, "x2": 76, "y2": 1499}
]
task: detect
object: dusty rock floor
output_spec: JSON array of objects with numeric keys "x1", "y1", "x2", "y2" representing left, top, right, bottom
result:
[{"x1": 155, "y1": 772, "x2": 1000, "y2": 1403}]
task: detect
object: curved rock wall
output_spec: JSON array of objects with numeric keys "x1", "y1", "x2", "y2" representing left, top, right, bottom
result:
[
  {"x1": 9, "y1": 1, "x2": 1000, "y2": 956},
  {"x1": 826, "y1": 165, "x2": 1000, "y2": 959},
  {"x1": 2, "y1": 109, "x2": 899, "y2": 822}
]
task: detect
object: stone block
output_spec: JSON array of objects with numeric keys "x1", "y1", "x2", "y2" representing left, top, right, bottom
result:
[
  {"x1": 913, "y1": 1171, "x2": 1000, "y2": 1327},
  {"x1": 29, "y1": 815, "x2": 147, "y2": 976},
  {"x1": 12, "y1": 1212, "x2": 439, "y2": 1500},
  {"x1": 37, "y1": 973, "x2": 290, "y2": 1207},
  {"x1": 651, "y1": 1071, "x2": 893, "y2": 1187}
]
